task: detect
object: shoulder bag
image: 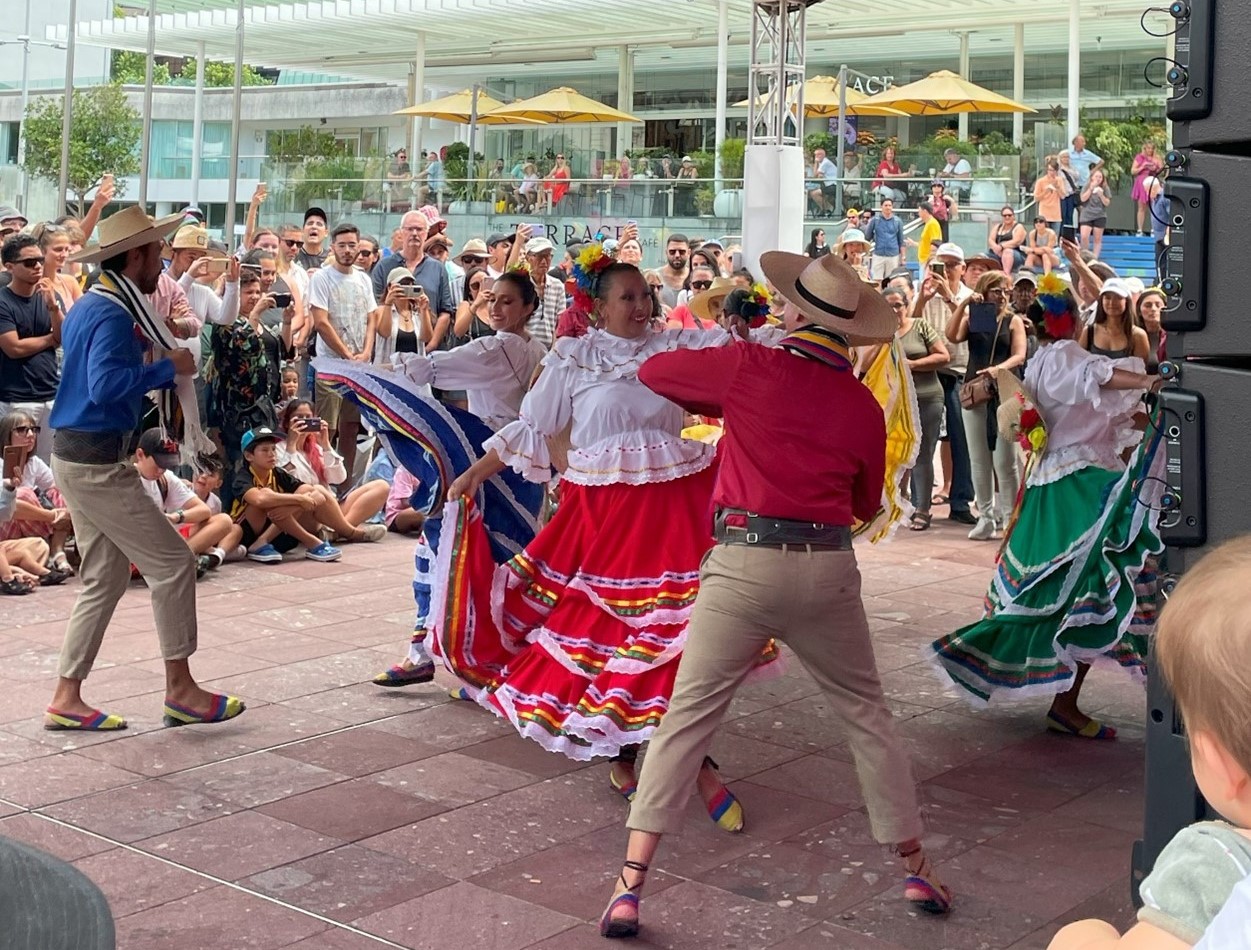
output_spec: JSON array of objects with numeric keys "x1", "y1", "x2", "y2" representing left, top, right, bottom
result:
[{"x1": 959, "y1": 312, "x2": 1007, "y2": 410}]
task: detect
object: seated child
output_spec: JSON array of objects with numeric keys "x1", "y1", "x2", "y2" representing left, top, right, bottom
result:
[
  {"x1": 134, "y1": 429, "x2": 241, "y2": 577},
  {"x1": 230, "y1": 427, "x2": 382, "y2": 564},
  {"x1": 1048, "y1": 534, "x2": 1251, "y2": 948},
  {"x1": 186, "y1": 456, "x2": 246, "y2": 561}
]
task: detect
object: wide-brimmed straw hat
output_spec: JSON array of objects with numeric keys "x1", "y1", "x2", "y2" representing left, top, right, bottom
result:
[
  {"x1": 688, "y1": 276, "x2": 738, "y2": 322},
  {"x1": 760, "y1": 250, "x2": 897, "y2": 345},
  {"x1": 70, "y1": 206, "x2": 185, "y2": 264}
]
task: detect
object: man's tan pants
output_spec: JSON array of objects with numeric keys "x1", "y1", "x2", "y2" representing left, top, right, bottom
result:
[
  {"x1": 628, "y1": 543, "x2": 925, "y2": 845},
  {"x1": 51, "y1": 457, "x2": 198, "y2": 681}
]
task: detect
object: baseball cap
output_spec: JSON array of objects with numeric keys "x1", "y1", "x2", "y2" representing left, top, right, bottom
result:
[
  {"x1": 386, "y1": 266, "x2": 416, "y2": 285},
  {"x1": 935, "y1": 242, "x2": 965, "y2": 261},
  {"x1": 487, "y1": 232, "x2": 513, "y2": 248},
  {"x1": 701, "y1": 239, "x2": 725, "y2": 251},
  {"x1": 966, "y1": 253, "x2": 1003, "y2": 270},
  {"x1": 180, "y1": 206, "x2": 205, "y2": 224},
  {"x1": 171, "y1": 225, "x2": 209, "y2": 251},
  {"x1": 524, "y1": 236, "x2": 555, "y2": 255},
  {"x1": 930, "y1": 180, "x2": 946, "y2": 189},
  {"x1": 1125, "y1": 276, "x2": 1146, "y2": 295},
  {"x1": 1013, "y1": 271, "x2": 1038, "y2": 286},
  {"x1": 303, "y1": 207, "x2": 328, "y2": 225},
  {"x1": 240, "y1": 426, "x2": 281, "y2": 453},
  {"x1": 137, "y1": 429, "x2": 181, "y2": 469},
  {"x1": 1099, "y1": 277, "x2": 1133, "y2": 299},
  {"x1": 681, "y1": 155, "x2": 694, "y2": 164},
  {"x1": 0, "y1": 206, "x2": 27, "y2": 226},
  {"x1": 423, "y1": 233, "x2": 453, "y2": 253}
]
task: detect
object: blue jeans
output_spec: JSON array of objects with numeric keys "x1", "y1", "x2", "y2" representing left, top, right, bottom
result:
[{"x1": 934, "y1": 373, "x2": 974, "y2": 514}]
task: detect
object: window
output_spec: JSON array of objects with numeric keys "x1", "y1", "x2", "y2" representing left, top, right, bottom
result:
[{"x1": 150, "y1": 121, "x2": 232, "y2": 180}]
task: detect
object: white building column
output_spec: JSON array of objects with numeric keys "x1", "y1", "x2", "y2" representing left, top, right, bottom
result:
[
  {"x1": 189, "y1": 40, "x2": 206, "y2": 206},
  {"x1": 138, "y1": 0, "x2": 156, "y2": 206},
  {"x1": 1067, "y1": 0, "x2": 1081, "y2": 142},
  {"x1": 616, "y1": 46, "x2": 634, "y2": 157},
  {"x1": 57, "y1": 0, "x2": 77, "y2": 217},
  {"x1": 713, "y1": 0, "x2": 729, "y2": 190},
  {"x1": 223, "y1": 0, "x2": 245, "y2": 245},
  {"x1": 1012, "y1": 23, "x2": 1025, "y2": 146},
  {"x1": 957, "y1": 31, "x2": 970, "y2": 141},
  {"x1": 410, "y1": 32, "x2": 426, "y2": 163}
]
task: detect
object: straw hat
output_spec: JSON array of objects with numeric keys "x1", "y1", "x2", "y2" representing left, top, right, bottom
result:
[
  {"x1": 71, "y1": 206, "x2": 185, "y2": 264},
  {"x1": 760, "y1": 251, "x2": 897, "y2": 345},
  {"x1": 688, "y1": 276, "x2": 738, "y2": 322}
]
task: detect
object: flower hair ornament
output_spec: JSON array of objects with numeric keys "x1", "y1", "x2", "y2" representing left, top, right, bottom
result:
[
  {"x1": 722, "y1": 284, "x2": 773, "y2": 329},
  {"x1": 570, "y1": 243, "x2": 615, "y2": 310},
  {"x1": 1035, "y1": 272, "x2": 1078, "y2": 340}
]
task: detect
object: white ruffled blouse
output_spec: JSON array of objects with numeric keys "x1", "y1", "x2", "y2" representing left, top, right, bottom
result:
[
  {"x1": 488, "y1": 327, "x2": 734, "y2": 487},
  {"x1": 394, "y1": 330, "x2": 548, "y2": 432},
  {"x1": 1025, "y1": 339, "x2": 1147, "y2": 486}
]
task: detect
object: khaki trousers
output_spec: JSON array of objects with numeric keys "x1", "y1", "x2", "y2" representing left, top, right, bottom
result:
[
  {"x1": 50, "y1": 457, "x2": 198, "y2": 680},
  {"x1": 628, "y1": 543, "x2": 924, "y2": 845}
]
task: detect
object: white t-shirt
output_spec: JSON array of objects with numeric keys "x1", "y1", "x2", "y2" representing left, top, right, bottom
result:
[
  {"x1": 307, "y1": 266, "x2": 378, "y2": 356},
  {"x1": 942, "y1": 159, "x2": 972, "y2": 189},
  {"x1": 140, "y1": 471, "x2": 197, "y2": 514}
]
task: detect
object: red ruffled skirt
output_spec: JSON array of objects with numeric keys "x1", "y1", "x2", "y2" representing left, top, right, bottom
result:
[{"x1": 430, "y1": 466, "x2": 779, "y2": 760}]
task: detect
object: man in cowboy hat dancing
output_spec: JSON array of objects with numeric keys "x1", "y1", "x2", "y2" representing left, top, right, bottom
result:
[
  {"x1": 43, "y1": 207, "x2": 245, "y2": 731},
  {"x1": 597, "y1": 251, "x2": 951, "y2": 940}
]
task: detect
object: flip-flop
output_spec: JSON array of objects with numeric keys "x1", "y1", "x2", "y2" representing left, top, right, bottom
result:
[
  {"x1": 1046, "y1": 710, "x2": 1118, "y2": 741},
  {"x1": 931, "y1": 494, "x2": 949, "y2": 505},
  {"x1": 44, "y1": 708, "x2": 127, "y2": 731}
]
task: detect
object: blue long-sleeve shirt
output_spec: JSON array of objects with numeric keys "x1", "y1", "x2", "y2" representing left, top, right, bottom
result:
[
  {"x1": 865, "y1": 215, "x2": 904, "y2": 257},
  {"x1": 49, "y1": 291, "x2": 176, "y2": 433}
]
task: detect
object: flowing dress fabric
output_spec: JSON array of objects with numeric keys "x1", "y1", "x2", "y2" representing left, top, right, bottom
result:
[
  {"x1": 928, "y1": 340, "x2": 1164, "y2": 705},
  {"x1": 429, "y1": 328, "x2": 780, "y2": 760},
  {"x1": 856, "y1": 338, "x2": 921, "y2": 542}
]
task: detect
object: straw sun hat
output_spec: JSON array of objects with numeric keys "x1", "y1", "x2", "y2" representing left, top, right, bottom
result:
[
  {"x1": 760, "y1": 250, "x2": 897, "y2": 345},
  {"x1": 70, "y1": 206, "x2": 185, "y2": 265}
]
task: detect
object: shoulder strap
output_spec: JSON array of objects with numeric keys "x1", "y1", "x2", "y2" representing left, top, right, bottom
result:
[{"x1": 156, "y1": 472, "x2": 169, "y2": 504}]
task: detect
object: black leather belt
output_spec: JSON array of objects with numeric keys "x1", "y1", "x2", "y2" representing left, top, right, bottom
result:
[
  {"x1": 713, "y1": 509, "x2": 853, "y2": 550},
  {"x1": 52, "y1": 429, "x2": 132, "y2": 465}
]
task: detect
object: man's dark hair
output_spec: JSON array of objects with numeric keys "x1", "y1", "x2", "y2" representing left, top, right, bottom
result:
[
  {"x1": 100, "y1": 251, "x2": 130, "y2": 272},
  {"x1": 2, "y1": 233, "x2": 39, "y2": 265},
  {"x1": 200, "y1": 454, "x2": 226, "y2": 476},
  {"x1": 238, "y1": 268, "x2": 262, "y2": 288},
  {"x1": 243, "y1": 248, "x2": 275, "y2": 267},
  {"x1": 666, "y1": 233, "x2": 689, "y2": 246},
  {"x1": 331, "y1": 224, "x2": 359, "y2": 241},
  {"x1": 919, "y1": 201, "x2": 934, "y2": 214}
]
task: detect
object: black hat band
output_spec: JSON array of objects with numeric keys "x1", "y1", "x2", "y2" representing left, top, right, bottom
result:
[{"x1": 794, "y1": 273, "x2": 856, "y2": 320}]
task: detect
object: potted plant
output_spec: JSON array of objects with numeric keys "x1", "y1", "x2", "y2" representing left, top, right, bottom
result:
[{"x1": 713, "y1": 138, "x2": 746, "y2": 219}]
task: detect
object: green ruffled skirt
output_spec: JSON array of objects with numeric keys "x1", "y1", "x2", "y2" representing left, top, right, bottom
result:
[{"x1": 929, "y1": 422, "x2": 1164, "y2": 706}]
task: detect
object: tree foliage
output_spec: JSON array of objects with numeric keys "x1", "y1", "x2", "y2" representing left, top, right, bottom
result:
[
  {"x1": 22, "y1": 82, "x2": 141, "y2": 216},
  {"x1": 110, "y1": 50, "x2": 272, "y2": 88},
  {"x1": 265, "y1": 126, "x2": 350, "y2": 166}
]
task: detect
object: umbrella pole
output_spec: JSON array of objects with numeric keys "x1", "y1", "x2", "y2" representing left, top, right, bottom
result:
[
  {"x1": 835, "y1": 64, "x2": 847, "y2": 217},
  {"x1": 468, "y1": 84, "x2": 479, "y2": 195}
]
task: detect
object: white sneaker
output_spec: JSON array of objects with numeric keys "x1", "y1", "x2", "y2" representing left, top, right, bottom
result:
[
  {"x1": 360, "y1": 523, "x2": 387, "y2": 543},
  {"x1": 968, "y1": 518, "x2": 996, "y2": 541}
]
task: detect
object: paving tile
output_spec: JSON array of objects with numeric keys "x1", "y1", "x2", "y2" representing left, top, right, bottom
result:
[
  {"x1": 162, "y1": 750, "x2": 347, "y2": 808},
  {"x1": 370, "y1": 751, "x2": 538, "y2": 807},
  {"x1": 42, "y1": 777, "x2": 236, "y2": 842},
  {"x1": 272, "y1": 725, "x2": 443, "y2": 777},
  {"x1": 258, "y1": 778, "x2": 449, "y2": 840},
  {"x1": 244, "y1": 844, "x2": 454, "y2": 923},
  {"x1": 0, "y1": 750, "x2": 142, "y2": 807},
  {"x1": 116, "y1": 885, "x2": 330, "y2": 949},
  {"x1": 138, "y1": 810, "x2": 343, "y2": 881},
  {"x1": 458, "y1": 734, "x2": 593, "y2": 779},
  {"x1": 742, "y1": 753, "x2": 868, "y2": 810},
  {"x1": 368, "y1": 699, "x2": 516, "y2": 748},
  {"x1": 982, "y1": 813, "x2": 1138, "y2": 891},
  {"x1": 73, "y1": 847, "x2": 214, "y2": 918},
  {"x1": 352, "y1": 880, "x2": 578, "y2": 950},
  {"x1": 71, "y1": 724, "x2": 257, "y2": 776},
  {"x1": 204, "y1": 649, "x2": 392, "y2": 703},
  {"x1": 0, "y1": 728, "x2": 60, "y2": 766},
  {"x1": 280, "y1": 682, "x2": 445, "y2": 726},
  {"x1": 134, "y1": 647, "x2": 275, "y2": 681},
  {"x1": 766, "y1": 922, "x2": 908, "y2": 949},
  {"x1": 0, "y1": 813, "x2": 116, "y2": 861},
  {"x1": 227, "y1": 633, "x2": 354, "y2": 663},
  {"x1": 276, "y1": 928, "x2": 398, "y2": 949},
  {"x1": 1006, "y1": 879, "x2": 1137, "y2": 949}
]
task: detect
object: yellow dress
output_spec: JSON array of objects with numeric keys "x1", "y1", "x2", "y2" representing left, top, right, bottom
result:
[{"x1": 855, "y1": 338, "x2": 921, "y2": 542}]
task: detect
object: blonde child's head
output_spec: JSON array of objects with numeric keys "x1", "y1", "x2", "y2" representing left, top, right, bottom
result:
[{"x1": 1156, "y1": 536, "x2": 1251, "y2": 824}]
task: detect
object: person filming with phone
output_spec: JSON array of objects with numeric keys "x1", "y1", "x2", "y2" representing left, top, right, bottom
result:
[{"x1": 373, "y1": 267, "x2": 435, "y2": 367}]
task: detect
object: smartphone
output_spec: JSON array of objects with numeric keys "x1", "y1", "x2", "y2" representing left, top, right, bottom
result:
[
  {"x1": 270, "y1": 292, "x2": 292, "y2": 310},
  {"x1": 398, "y1": 285, "x2": 423, "y2": 299},
  {"x1": 303, "y1": 418, "x2": 322, "y2": 431},
  {"x1": 968, "y1": 302, "x2": 1000, "y2": 335},
  {"x1": 626, "y1": 220, "x2": 637, "y2": 228},
  {"x1": 526, "y1": 223, "x2": 546, "y2": 234},
  {"x1": 931, "y1": 261, "x2": 946, "y2": 277},
  {"x1": 3, "y1": 444, "x2": 25, "y2": 482},
  {"x1": 481, "y1": 277, "x2": 495, "y2": 292},
  {"x1": 1060, "y1": 224, "x2": 1077, "y2": 244},
  {"x1": 202, "y1": 258, "x2": 230, "y2": 276}
]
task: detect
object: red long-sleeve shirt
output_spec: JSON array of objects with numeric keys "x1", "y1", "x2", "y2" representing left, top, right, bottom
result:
[{"x1": 638, "y1": 341, "x2": 886, "y2": 526}]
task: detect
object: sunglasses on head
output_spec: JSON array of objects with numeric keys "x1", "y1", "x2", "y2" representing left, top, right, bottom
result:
[{"x1": 690, "y1": 280, "x2": 712, "y2": 290}]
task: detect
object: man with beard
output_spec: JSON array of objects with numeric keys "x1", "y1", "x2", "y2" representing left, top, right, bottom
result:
[{"x1": 656, "y1": 233, "x2": 690, "y2": 308}]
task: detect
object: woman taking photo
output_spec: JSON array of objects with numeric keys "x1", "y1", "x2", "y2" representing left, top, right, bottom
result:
[
  {"x1": 931, "y1": 276, "x2": 1163, "y2": 738},
  {"x1": 886, "y1": 287, "x2": 949, "y2": 531},
  {"x1": 374, "y1": 267, "x2": 435, "y2": 366},
  {"x1": 452, "y1": 267, "x2": 494, "y2": 342},
  {"x1": 1080, "y1": 278, "x2": 1150, "y2": 362},
  {"x1": 277, "y1": 399, "x2": 389, "y2": 536},
  {"x1": 1079, "y1": 169, "x2": 1112, "y2": 260},
  {"x1": 806, "y1": 228, "x2": 830, "y2": 259},
  {"x1": 946, "y1": 271, "x2": 1028, "y2": 542}
]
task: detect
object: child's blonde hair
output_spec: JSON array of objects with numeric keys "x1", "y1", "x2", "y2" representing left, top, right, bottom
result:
[{"x1": 1156, "y1": 536, "x2": 1251, "y2": 775}]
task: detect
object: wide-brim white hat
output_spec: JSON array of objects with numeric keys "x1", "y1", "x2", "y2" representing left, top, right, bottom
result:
[
  {"x1": 70, "y1": 205, "x2": 185, "y2": 265},
  {"x1": 760, "y1": 250, "x2": 897, "y2": 345}
]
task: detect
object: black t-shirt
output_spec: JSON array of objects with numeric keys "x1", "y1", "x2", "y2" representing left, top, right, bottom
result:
[
  {"x1": 294, "y1": 246, "x2": 329, "y2": 271},
  {"x1": 0, "y1": 285, "x2": 59, "y2": 401},
  {"x1": 230, "y1": 461, "x2": 301, "y2": 521}
]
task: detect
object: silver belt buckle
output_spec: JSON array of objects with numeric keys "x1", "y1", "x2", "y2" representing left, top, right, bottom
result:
[{"x1": 745, "y1": 532, "x2": 759, "y2": 543}]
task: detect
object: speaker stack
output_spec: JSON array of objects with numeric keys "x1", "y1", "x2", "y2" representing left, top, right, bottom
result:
[{"x1": 1132, "y1": 0, "x2": 1251, "y2": 898}]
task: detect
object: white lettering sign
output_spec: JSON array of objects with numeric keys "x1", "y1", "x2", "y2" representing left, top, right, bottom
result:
[{"x1": 850, "y1": 75, "x2": 895, "y2": 95}]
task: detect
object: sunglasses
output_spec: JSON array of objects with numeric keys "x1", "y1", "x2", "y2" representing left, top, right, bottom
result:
[
  {"x1": 668, "y1": 248, "x2": 688, "y2": 255},
  {"x1": 14, "y1": 257, "x2": 43, "y2": 268},
  {"x1": 690, "y1": 280, "x2": 713, "y2": 290},
  {"x1": 282, "y1": 239, "x2": 300, "y2": 247},
  {"x1": 462, "y1": 255, "x2": 486, "y2": 264},
  {"x1": 13, "y1": 425, "x2": 41, "y2": 435},
  {"x1": 357, "y1": 249, "x2": 374, "y2": 258},
  {"x1": 648, "y1": 283, "x2": 663, "y2": 291},
  {"x1": 1002, "y1": 213, "x2": 1015, "y2": 218}
]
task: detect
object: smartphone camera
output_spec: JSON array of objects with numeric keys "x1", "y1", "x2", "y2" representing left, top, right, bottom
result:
[
  {"x1": 931, "y1": 261, "x2": 946, "y2": 277},
  {"x1": 270, "y1": 292, "x2": 293, "y2": 310},
  {"x1": 303, "y1": 418, "x2": 322, "y2": 431}
]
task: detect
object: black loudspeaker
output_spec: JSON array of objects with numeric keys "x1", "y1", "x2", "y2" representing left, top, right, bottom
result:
[{"x1": 1165, "y1": 0, "x2": 1251, "y2": 149}]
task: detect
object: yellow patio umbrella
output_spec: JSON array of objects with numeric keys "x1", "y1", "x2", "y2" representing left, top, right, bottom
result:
[
  {"x1": 393, "y1": 88, "x2": 546, "y2": 125},
  {"x1": 735, "y1": 76, "x2": 908, "y2": 118},
  {"x1": 482, "y1": 86, "x2": 641, "y2": 124},
  {"x1": 853, "y1": 69, "x2": 1035, "y2": 115}
]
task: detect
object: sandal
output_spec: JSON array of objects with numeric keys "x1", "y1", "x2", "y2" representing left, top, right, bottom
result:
[
  {"x1": 1046, "y1": 710, "x2": 1118, "y2": 741},
  {"x1": 163, "y1": 693, "x2": 246, "y2": 728},
  {"x1": 908, "y1": 512, "x2": 932, "y2": 531},
  {"x1": 897, "y1": 845, "x2": 953, "y2": 915},
  {"x1": 48, "y1": 552, "x2": 74, "y2": 575},
  {"x1": 931, "y1": 493, "x2": 949, "y2": 505},
  {"x1": 45, "y1": 707, "x2": 128, "y2": 731},
  {"x1": 599, "y1": 860, "x2": 648, "y2": 939},
  {"x1": 372, "y1": 661, "x2": 435, "y2": 687},
  {"x1": 701, "y1": 756, "x2": 744, "y2": 833},
  {"x1": 38, "y1": 568, "x2": 71, "y2": 587},
  {"x1": 0, "y1": 576, "x2": 31, "y2": 595},
  {"x1": 608, "y1": 748, "x2": 639, "y2": 803}
]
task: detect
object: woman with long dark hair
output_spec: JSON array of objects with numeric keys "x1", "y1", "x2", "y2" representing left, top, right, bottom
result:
[
  {"x1": 1081, "y1": 278, "x2": 1150, "y2": 362},
  {"x1": 805, "y1": 228, "x2": 830, "y2": 259}
]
